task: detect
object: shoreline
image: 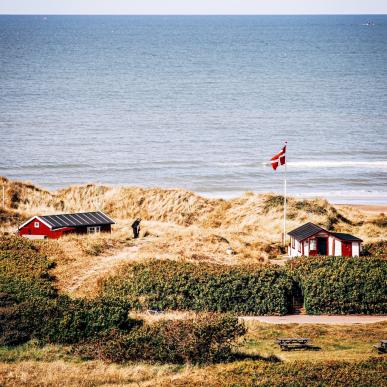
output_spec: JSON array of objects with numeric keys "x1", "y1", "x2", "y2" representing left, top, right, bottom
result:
[
  {"x1": 2, "y1": 176, "x2": 386, "y2": 211},
  {"x1": 200, "y1": 191, "x2": 387, "y2": 207},
  {"x1": 339, "y1": 204, "x2": 387, "y2": 215}
]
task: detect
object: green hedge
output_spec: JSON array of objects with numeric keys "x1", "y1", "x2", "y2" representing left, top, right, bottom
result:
[
  {"x1": 0, "y1": 236, "x2": 247, "y2": 364},
  {"x1": 101, "y1": 260, "x2": 293, "y2": 315},
  {"x1": 76, "y1": 313, "x2": 246, "y2": 364},
  {"x1": 0, "y1": 296, "x2": 137, "y2": 346},
  {"x1": 288, "y1": 256, "x2": 387, "y2": 314},
  {"x1": 0, "y1": 235, "x2": 57, "y2": 301}
]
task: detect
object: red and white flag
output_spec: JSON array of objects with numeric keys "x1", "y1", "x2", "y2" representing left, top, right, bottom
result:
[{"x1": 270, "y1": 142, "x2": 287, "y2": 170}]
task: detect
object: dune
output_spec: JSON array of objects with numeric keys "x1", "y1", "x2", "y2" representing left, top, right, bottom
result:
[{"x1": 1, "y1": 176, "x2": 386, "y2": 297}]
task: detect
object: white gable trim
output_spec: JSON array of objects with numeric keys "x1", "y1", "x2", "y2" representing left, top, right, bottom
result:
[{"x1": 18, "y1": 216, "x2": 53, "y2": 230}]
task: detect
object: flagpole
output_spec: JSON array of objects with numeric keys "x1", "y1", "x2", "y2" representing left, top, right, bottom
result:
[
  {"x1": 283, "y1": 150, "x2": 287, "y2": 246},
  {"x1": 269, "y1": 142, "x2": 287, "y2": 246}
]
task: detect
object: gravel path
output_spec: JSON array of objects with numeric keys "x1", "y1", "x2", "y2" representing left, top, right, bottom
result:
[{"x1": 241, "y1": 315, "x2": 387, "y2": 324}]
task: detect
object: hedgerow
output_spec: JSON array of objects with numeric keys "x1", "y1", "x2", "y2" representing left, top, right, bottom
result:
[
  {"x1": 76, "y1": 313, "x2": 246, "y2": 364},
  {"x1": 0, "y1": 296, "x2": 137, "y2": 346},
  {"x1": 288, "y1": 256, "x2": 387, "y2": 314},
  {"x1": 101, "y1": 260, "x2": 293, "y2": 315},
  {"x1": 0, "y1": 236, "x2": 246, "y2": 365},
  {"x1": 0, "y1": 235, "x2": 57, "y2": 301}
]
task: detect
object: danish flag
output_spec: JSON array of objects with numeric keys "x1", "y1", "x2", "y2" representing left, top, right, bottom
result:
[{"x1": 271, "y1": 142, "x2": 287, "y2": 170}]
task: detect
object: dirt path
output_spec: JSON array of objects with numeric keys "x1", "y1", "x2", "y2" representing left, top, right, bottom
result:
[
  {"x1": 66, "y1": 244, "x2": 143, "y2": 295},
  {"x1": 242, "y1": 315, "x2": 387, "y2": 324}
]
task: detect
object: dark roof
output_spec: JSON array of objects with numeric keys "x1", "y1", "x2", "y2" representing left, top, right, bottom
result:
[
  {"x1": 288, "y1": 222, "x2": 363, "y2": 242},
  {"x1": 332, "y1": 232, "x2": 363, "y2": 242},
  {"x1": 39, "y1": 211, "x2": 114, "y2": 230},
  {"x1": 288, "y1": 222, "x2": 325, "y2": 241}
]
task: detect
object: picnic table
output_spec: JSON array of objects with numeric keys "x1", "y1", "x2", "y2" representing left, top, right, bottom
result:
[
  {"x1": 146, "y1": 309, "x2": 164, "y2": 315},
  {"x1": 276, "y1": 337, "x2": 312, "y2": 351},
  {"x1": 373, "y1": 340, "x2": 387, "y2": 354}
]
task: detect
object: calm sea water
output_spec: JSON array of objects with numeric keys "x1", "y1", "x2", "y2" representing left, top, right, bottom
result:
[{"x1": 0, "y1": 16, "x2": 386, "y2": 203}]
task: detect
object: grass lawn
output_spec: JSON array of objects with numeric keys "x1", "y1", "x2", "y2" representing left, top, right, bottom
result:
[
  {"x1": 239, "y1": 321, "x2": 387, "y2": 362},
  {"x1": 1, "y1": 322, "x2": 385, "y2": 386}
]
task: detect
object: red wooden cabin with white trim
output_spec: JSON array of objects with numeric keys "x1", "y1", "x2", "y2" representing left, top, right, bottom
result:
[
  {"x1": 18, "y1": 211, "x2": 115, "y2": 240},
  {"x1": 288, "y1": 222, "x2": 362, "y2": 258}
]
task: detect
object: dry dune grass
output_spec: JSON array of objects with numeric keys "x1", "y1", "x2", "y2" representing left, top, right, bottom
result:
[
  {"x1": 0, "y1": 176, "x2": 215, "y2": 226},
  {"x1": 2, "y1": 176, "x2": 385, "y2": 242},
  {"x1": 0, "y1": 360, "x2": 179, "y2": 387},
  {"x1": 37, "y1": 228, "x2": 137, "y2": 296},
  {"x1": 1, "y1": 176, "x2": 386, "y2": 297}
]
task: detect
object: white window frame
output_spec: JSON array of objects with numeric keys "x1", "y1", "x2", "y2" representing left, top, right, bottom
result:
[
  {"x1": 34, "y1": 222, "x2": 40, "y2": 228},
  {"x1": 310, "y1": 239, "x2": 316, "y2": 250},
  {"x1": 87, "y1": 226, "x2": 101, "y2": 234}
]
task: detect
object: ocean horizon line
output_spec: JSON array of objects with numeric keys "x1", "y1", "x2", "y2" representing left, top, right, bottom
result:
[{"x1": 1, "y1": 13, "x2": 387, "y2": 17}]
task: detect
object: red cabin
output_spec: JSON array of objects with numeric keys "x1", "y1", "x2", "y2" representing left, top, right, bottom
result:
[
  {"x1": 18, "y1": 211, "x2": 115, "y2": 239},
  {"x1": 287, "y1": 222, "x2": 362, "y2": 258}
]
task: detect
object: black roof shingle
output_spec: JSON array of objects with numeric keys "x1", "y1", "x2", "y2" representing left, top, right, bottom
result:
[
  {"x1": 332, "y1": 232, "x2": 363, "y2": 242},
  {"x1": 288, "y1": 222, "x2": 362, "y2": 242},
  {"x1": 40, "y1": 211, "x2": 114, "y2": 230},
  {"x1": 287, "y1": 222, "x2": 325, "y2": 241}
]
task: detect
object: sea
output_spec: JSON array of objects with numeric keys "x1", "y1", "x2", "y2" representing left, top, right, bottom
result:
[{"x1": 0, "y1": 15, "x2": 386, "y2": 204}]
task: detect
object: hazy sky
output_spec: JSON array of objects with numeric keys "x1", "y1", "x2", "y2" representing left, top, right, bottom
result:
[{"x1": 1, "y1": 0, "x2": 387, "y2": 15}]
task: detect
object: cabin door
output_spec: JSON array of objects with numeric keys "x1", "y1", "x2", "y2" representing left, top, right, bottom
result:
[
  {"x1": 317, "y1": 237, "x2": 327, "y2": 256},
  {"x1": 342, "y1": 242, "x2": 352, "y2": 257}
]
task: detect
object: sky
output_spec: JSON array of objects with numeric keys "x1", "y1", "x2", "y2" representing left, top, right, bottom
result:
[{"x1": 1, "y1": 0, "x2": 387, "y2": 15}]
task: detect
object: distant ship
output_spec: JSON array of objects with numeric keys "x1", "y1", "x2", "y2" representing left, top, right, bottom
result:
[{"x1": 363, "y1": 20, "x2": 375, "y2": 26}]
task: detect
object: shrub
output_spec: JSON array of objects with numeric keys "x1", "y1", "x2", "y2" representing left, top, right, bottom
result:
[
  {"x1": 288, "y1": 256, "x2": 387, "y2": 314},
  {"x1": 0, "y1": 296, "x2": 138, "y2": 346},
  {"x1": 76, "y1": 314, "x2": 246, "y2": 364},
  {"x1": 101, "y1": 260, "x2": 293, "y2": 315},
  {"x1": 0, "y1": 235, "x2": 57, "y2": 302},
  {"x1": 363, "y1": 240, "x2": 387, "y2": 258},
  {"x1": 0, "y1": 303, "x2": 32, "y2": 346}
]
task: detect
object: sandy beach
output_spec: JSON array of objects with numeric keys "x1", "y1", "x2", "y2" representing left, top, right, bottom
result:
[{"x1": 342, "y1": 204, "x2": 387, "y2": 215}]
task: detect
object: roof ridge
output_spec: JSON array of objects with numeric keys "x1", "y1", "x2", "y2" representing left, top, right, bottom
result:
[{"x1": 40, "y1": 210, "x2": 106, "y2": 217}]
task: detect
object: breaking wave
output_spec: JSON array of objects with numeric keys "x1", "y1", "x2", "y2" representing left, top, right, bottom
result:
[{"x1": 286, "y1": 160, "x2": 387, "y2": 169}]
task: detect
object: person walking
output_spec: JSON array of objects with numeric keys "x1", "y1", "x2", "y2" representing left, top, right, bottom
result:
[{"x1": 131, "y1": 218, "x2": 141, "y2": 238}]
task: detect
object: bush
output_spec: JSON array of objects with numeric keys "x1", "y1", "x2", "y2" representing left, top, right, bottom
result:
[
  {"x1": 0, "y1": 296, "x2": 138, "y2": 346},
  {"x1": 288, "y1": 256, "x2": 387, "y2": 314},
  {"x1": 363, "y1": 240, "x2": 387, "y2": 258},
  {"x1": 101, "y1": 260, "x2": 293, "y2": 315},
  {"x1": 76, "y1": 314, "x2": 246, "y2": 364},
  {"x1": 0, "y1": 235, "x2": 57, "y2": 302}
]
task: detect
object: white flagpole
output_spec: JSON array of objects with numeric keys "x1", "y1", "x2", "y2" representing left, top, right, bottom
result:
[{"x1": 283, "y1": 161, "x2": 287, "y2": 245}]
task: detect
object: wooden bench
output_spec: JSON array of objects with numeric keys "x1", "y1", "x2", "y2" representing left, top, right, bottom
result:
[
  {"x1": 373, "y1": 340, "x2": 387, "y2": 354},
  {"x1": 276, "y1": 337, "x2": 313, "y2": 351}
]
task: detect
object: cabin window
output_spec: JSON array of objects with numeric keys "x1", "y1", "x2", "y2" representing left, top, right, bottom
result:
[
  {"x1": 34, "y1": 222, "x2": 40, "y2": 228},
  {"x1": 87, "y1": 226, "x2": 101, "y2": 234},
  {"x1": 291, "y1": 238, "x2": 295, "y2": 249},
  {"x1": 310, "y1": 239, "x2": 316, "y2": 250}
]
